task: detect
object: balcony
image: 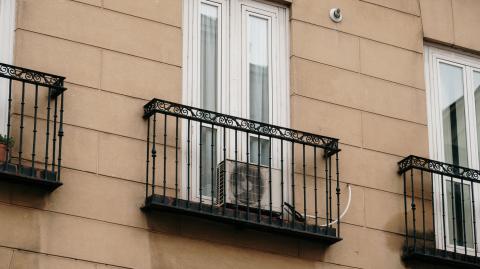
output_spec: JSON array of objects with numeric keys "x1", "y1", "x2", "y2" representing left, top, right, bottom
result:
[
  {"x1": 399, "y1": 155, "x2": 480, "y2": 268},
  {"x1": 0, "y1": 63, "x2": 66, "y2": 191},
  {"x1": 141, "y1": 99, "x2": 343, "y2": 243}
]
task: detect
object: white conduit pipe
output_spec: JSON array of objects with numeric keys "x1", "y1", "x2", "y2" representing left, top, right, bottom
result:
[{"x1": 304, "y1": 184, "x2": 352, "y2": 227}]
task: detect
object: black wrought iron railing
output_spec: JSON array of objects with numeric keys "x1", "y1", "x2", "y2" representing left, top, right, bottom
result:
[
  {"x1": 142, "y1": 98, "x2": 342, "y2": 241},
  {"x1": 399, "y1": 155, "x2": 480, "y2": 267},
  {"x1": 0, "y1": 63, "x2": 66, "y2": 189}
]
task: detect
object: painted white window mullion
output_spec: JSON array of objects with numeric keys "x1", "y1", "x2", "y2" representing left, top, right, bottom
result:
[
  {"x1": 466, "y1": 66, "x2": 480, "y2": 170},
  {"x1": 0, "y1": 0, "x2": 16, "y2": 135}
]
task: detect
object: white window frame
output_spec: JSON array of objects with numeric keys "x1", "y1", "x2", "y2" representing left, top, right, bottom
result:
[
  {"x1": 425, "y1": 44, "x2": 480, "y2": 255},
  {"x1": 0, "y1": 0, "x2": 16, "y2": 135},
  {"x1": 181, "y1": 0, "x2": 290, "y2": 202}
]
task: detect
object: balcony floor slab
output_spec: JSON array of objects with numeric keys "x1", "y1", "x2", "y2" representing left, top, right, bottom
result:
[
  {"x1": 0, "y1": 164, "x2": 62, "y2": 191},
  {"x1": 142, "y1": 194, "x2": 342, "y2": 243}
]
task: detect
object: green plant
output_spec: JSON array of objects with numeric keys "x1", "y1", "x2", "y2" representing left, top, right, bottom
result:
[{"x1": 0, "y1": 134, "x2": 14, "y2": 148}]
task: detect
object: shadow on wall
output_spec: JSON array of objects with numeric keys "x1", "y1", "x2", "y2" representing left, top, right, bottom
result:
[
  {"x1": 0, "y1": 181, "x2": 45, "y2": 265},
  {"x1": 144, "y1": 210, "x2": 329, "y2": 268},
  {"x1": 384, "y1": 207, "x2": 445, "y2": 269}
]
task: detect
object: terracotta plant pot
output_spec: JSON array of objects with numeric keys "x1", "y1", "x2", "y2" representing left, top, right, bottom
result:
[{"x1": 0, "y1": 143, "x2": 7, "y2": 163}]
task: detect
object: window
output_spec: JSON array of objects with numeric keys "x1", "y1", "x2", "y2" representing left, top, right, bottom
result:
[
  {"x1": 0, "y1": 0, "x2": 15, "y2": 135},
  {"x1": 182, "y1": 0, "x2": 289, "y2": 201},
  {"x1": 425, "y1": 45, "x2": 480, "y2": 254}
]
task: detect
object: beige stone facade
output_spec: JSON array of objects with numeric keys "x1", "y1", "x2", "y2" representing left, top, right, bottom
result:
[{"x1": 1, "y1": 0, "x2": 480, "y2": 268}]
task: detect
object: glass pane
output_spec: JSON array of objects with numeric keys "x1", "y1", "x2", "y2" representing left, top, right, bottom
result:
[
  {"x1": 439, "y1": 62, "x2": 468, "y2": 167},
  {"x1": 474, "y1": 71, "x2": 480, "y2": 161},
  {"x1": 200, "y1": 126, "x2": 217, "y2": 197},
  {"x1": 446, "y1": 181, "x2": 474, "y2": 248},
  {"x1": 248, "y1": 15, "x2": 269, "y2": 123},
  {"x1": 249, "y1": 136, "x2": 270, "y2": 166},
  {"x1": 200, "y1": 3, "x2": 218, "y2": 112}
]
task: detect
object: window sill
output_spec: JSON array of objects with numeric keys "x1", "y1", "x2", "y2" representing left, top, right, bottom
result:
[{"x1": 266, "y1": 0, "x2": 292, "y2": 5}]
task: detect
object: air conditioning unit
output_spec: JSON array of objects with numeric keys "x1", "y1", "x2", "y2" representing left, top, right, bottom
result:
[{"x1": 216, "y1": 159, "x2": 282, "y2": 213}]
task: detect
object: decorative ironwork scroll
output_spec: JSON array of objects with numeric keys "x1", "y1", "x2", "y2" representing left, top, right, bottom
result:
[
  {"x1": 0, "y1": 63, "x2": 65, "y2": 91},
  {"x1": 398, "y1": 155, "x2": 480, "y2": 182},
  {"x1": 144, "y1": 98, "x2": 339, "y2": 153}
]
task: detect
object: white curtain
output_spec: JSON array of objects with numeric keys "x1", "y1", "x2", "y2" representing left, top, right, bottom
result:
[
  {"x1": 249, "y1": 64, "x2": 269, "y2": 123},
  {"x1": 248, "y1": 16, "x2": 269, "y2": 123},
  {"x1": 200, "y1": 5, "x2": 218, "y2": 112},
  {"x1": 247, "y1": 16, "x2": 270, "y2": 166},
  {"x1": 199, "y1": 4, "x2": 219, "y2": 196},
  {"x1": 200, "y1": 127, "x2": 217, "y2": 197}
]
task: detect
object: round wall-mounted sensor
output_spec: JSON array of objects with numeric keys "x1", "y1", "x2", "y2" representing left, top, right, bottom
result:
[{"x1": 329, "y1": 8, "x2": 343, "y2": 23}]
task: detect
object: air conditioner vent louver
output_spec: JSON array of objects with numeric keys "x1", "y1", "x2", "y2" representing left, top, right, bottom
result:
[{"x1": 216, "y1": 160, "x2": 281, "y2": 212}]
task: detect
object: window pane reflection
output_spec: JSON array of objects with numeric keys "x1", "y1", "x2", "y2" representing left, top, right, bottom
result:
[
  {"x1": 474, "y1": 71, "x2": 480, "y2": 161},
  {"x1": 447, "y1": 181, "x2": 474, "y2": 249},
  {"x1": 439, "y1": 62, "x2": 468, "y2": 167},
  {"x1": 200, "y1": 127, "x2": 217, "y2": 198},
  {"x1": 248, "y1": 15, "x2": 269, "y2": 124}
]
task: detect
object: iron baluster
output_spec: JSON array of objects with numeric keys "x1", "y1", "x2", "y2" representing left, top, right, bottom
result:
[
  {"x1": 246, "y1": 134, "x2": 250, "y2": 220},
  {"x1": 303, "y1": 144, "x2": 307, "y2": 231},
  {"x1": 291, "y1": 142, "x2": 295, "y2": 229},
  {"x1": 175, "y1": 117, "x2": 179, "y2": 206},
  {"x1": 471, "y1": 183, "x2": 478, "y2": 261},
  {"x1": 199, "y1": 122, "x2": 203, "y2": 210},
  {"x1": 441, "y1": 175, "x2": 447, "y2": 256},
  {"x1": 268, "y1": 136, "x2": 272, "y2": 224},
  {"x1": 335, "y1": 151, "x2": 340, "y2": 237},
  {"x1": 234, "y1": 130, "x2": 238, "y2": 218},
  {"x1": 51, "y1": 92, "x2": 58, "y2": 175},
  {"x1": 211, "y1": 123, "x2": 215, "y2": 213},
  {"x1": 18, "y1": 82, "x2": 25, "y2": 172},
  {"x1": 44, "y1": 87, "x2": 52, "y2": 178},
  {"x1": 163, "y1": 115, "x2": 167, "y2": 202},
  {"x1": 411, "y1": 168, "x2": 417, "y2": 251},
  {"x1": 56, "y1": 91, "x2": 65, "y2": 181},
  {"x1": 403, "y1": 172, "x2": 409, "y2": 249},
  {"x1": 31, "y1": 85, "x2": 39, "y2": 176},
  {"x1": 280, "y1": 139, "x2": 284, "y2": 227},
  {"x1": 461, "y1": 176, "x2": 467, "y2": 256},
  {"x1": 187, "y1": 119, "x2": 191, "y2": 208},
  {"x1": 223, "y1": 126, "x2": 226, "y2": 215},
  {"x1": 145, "y1": 116, "x2": 150, "y2": 198},
  {"x1": 151, "y1": 114, "x2": 157, "y2": 196},
  {"x1": 314, "y1": 147, "x2": 318, "y2": 232},
  {"x1": 325, "y1": 151, "x2": 329, "y2": 235},
  {"x1": 450, "y1": 176, "x2": 457, "y2": 256},
  {"x1": 329, "y1": 155, "x2": 332, "y2": 227},
  {"x1": 431, "y1": 172, "x2": 436, "y2": 256},
  {"x1": 421, "y1": 171, "x2": 426, "y2": 253},
  {"x1": 257, "y1": 133, "x2": 261, "y2": 223},
  {"x1": 3, "y1": 79, "x2": 12, "y2": 171}
]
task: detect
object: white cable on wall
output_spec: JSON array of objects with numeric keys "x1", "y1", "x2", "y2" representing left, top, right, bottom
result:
[{"x1": 303, "y1": 184, "x2": 352, "y2": 227}]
